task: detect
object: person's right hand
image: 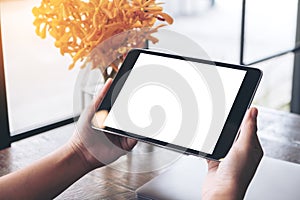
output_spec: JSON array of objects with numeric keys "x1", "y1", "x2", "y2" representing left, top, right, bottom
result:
[
  {"x1": 202, "y1": 107, "x2": 263, "y2": 200},
  {"x1": 69, "y1": 78, "x2": 137, "y2": 170}
]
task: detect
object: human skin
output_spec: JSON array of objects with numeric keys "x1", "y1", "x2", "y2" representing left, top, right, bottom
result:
[
  {"x1": 201, "y1": 107, "x2": 263, "y2": 200},
  {"x1": 0, "y1": 79, "x2": 263, "y2": 200},
  {"x1": 0, "y1": 79, "x2": 137, "y2": 199}
]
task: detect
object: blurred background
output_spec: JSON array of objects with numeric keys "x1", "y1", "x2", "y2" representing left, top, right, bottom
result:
[{"x1": 0, "y1": 0, "x2": 298, "y2": 135}]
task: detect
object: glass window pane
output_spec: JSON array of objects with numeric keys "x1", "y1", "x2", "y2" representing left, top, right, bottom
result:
[
  {"x1": 163, "y1": 0, "x2": 242, "y2": 63},
  {"x1": 244, "y1": 0, "x2": 298, "y2": 64},
  {"x1": 252, "y1": 54, "x2": 294, "y2": 111},
  {"x1": 1, "y1": 0, "x2": 296, "y2": 137},
  {"x1": 1, "y1": 0, "x2": 79, "y2": 134}
]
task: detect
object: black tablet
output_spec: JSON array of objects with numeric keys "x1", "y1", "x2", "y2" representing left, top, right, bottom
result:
[{"x1": 92, "y1": 49, "x2": 262, "y2": 161}]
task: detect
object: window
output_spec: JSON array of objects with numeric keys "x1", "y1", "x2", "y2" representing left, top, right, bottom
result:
[
  {"x1": 1, "y1": 0, "x2": 79, "y2": 135},
  {"x1": 244, "y1": 0, "x2": 297, "y2": 64},
  {"x1": 163, "y1": 0, "x2": 242, "y2": 63},
  {"x1": 160, "y1": 0, "x2": 297, "y2": 111},
  {"x1": 0, "y1": 0, "x2": 299, "y2": 149},
  {"x1": 243, "y1": 0, "x2": 297, "y2": 111}
]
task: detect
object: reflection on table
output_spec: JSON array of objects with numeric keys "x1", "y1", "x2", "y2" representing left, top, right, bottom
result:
[{"x1": 1, "y1": 107, "x2": 300, "y2": 199}]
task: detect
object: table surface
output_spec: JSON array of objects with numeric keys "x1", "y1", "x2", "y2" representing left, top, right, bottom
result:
[{"x1": 1, "y1": 107, "x2": 300, "y2": 199}]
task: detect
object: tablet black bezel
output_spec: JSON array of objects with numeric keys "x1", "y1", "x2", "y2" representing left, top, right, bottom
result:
[{"x1": 95, "y1": 49, "x2": 262, "y2": 160}]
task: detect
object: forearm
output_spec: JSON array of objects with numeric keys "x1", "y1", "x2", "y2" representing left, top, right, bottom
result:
[
  {"x1": 202, "y1": 177, "x2": 247, "y2": 200},
  {"x1": 0, "y1": 141, "x2": 95, "y2": 199}
]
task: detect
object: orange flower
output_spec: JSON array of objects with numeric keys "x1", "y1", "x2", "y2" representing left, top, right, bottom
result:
[{"x1": 32, "y1": 0, "x2": 173, "y2": 74}]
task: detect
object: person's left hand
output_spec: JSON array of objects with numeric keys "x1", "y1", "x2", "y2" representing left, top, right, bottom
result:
[{"x1": 69, "y1": 78, "x2": 137, "y2": 170}]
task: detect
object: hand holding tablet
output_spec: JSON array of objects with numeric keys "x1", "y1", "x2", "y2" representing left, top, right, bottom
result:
[{"x1": 92, "y1": 49, "x2": 262, "y2": 161}]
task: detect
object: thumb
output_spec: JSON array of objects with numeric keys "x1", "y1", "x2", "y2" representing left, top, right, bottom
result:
[
  {"x1": 94, "y1": 78, "x2": 113, "y2": 107},
  {"x1": 236, "y1": 107, "x2": 259, "y2": 148},
  {"x1": 85, "y1": 78, "x2": 113, "y2": 122}
]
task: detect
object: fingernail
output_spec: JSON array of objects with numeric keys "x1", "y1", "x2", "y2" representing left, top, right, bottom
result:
[{"x1": 251, "y1": 108, "x2": 258, "y2": 119}]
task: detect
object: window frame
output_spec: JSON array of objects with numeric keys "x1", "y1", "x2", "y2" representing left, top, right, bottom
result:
[
  {"x1": 1, "y1": 0, "x2": 300, "y2": 150},
  {"x1": 291, "y1": 0, "x2": 300, "y2": 114},
  {"x1": 0, "y1": 23, "x2": 10, "y2": 149},
  {"x1": 0, "y1": 22, "x2": 75, "y2": 150},
  {"x1": 240, "y1": 0, "x2": 300, "y2": 114}
]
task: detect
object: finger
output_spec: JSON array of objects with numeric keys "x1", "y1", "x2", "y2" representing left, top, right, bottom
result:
[
  {"x1": 125, "y1": 138, "x2": 137, "y2": 150},
  {"x1": 84, "y1": 78, "x2": 113, "y2": 122},
  {"x1": 92, "y1": 110, "x2": 108, "y2": 128},
  {"x1": 206, "y1": 159, "x2": 219, "y2": 172},
  {"x1": 94, "y1": 78, "x2": 113, "y2": 107},
  {"x1": 236, "y1": 107, "x2": 258, "y2": 147}
]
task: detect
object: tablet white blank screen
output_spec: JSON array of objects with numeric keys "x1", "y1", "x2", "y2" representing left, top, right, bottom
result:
[{"x1": 104, "y1": 53, "x2": 246, "y2": 154}]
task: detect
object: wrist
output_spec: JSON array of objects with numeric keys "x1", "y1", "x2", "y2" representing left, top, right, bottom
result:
[
  {"x1": 203, "y1": 192, "x2": 244, "y2": 200},
  {"x1": 202, "y1": 183, "x2": 246, "y2": 200},
  {"x1": 68, "y1": 135, "x2": 104, "y2": 172}
]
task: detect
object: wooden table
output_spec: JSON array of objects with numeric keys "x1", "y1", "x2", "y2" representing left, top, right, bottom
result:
[{"x1": 0, "y1": 107, "x2": 300, "y2": 199}]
